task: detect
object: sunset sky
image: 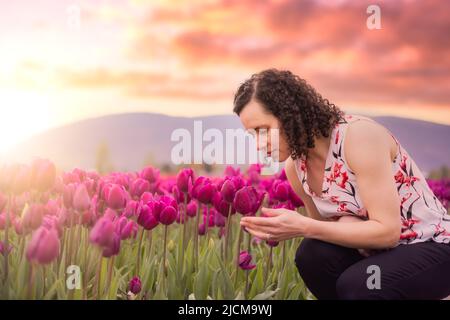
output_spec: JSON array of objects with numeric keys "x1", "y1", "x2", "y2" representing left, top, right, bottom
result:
[{"x1": 0, "y1": 0, "x2": 449, "y2": 152}]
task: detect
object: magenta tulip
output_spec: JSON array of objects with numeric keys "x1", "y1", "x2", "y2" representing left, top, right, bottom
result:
[
  {"x1": 137, "y1": 203, "x2": 159, "y2": 230},
  {"x1": 102, "y1": 232, "x2": 121, "y2": 258},
  {"x1": 238, "y1": 251, "x2": 256, "y2": 270},
  {"x1": 140, "y1": 166, "x2": 160, "y2": 183},
  {"x1": 26, "y1": 226, "x2": 60, "y2": 264},
  {"x1": 128, "y1": 276, "x2": 142, "y2": 294},
  {"x1": 176, "y1": 168, "x2": 194, "y2": 193},
  {"x1": 233, "y1": 186, "x2": 263, "y2": 215},
  {"x1": 191, "y1": 177, "x2": 216, "y2": 204},
  {"x1": 130, "y1": 178, "x2": 150, "y2": 199},
  {"x1": 89, "y1": 216, "x2": 114, "y2": 247},
  {"x1": 186, "y1": 200, "x2": 198, "y2": 218}
]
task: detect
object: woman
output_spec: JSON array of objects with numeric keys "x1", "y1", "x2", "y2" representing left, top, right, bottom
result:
[{"x1": 235, "y1": 68, "x2": 450, "y2": 300}]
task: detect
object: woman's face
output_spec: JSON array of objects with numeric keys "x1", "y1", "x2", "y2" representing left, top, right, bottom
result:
[{"x1": 238, "y1": 99, "x2": 290, "y2": 162}]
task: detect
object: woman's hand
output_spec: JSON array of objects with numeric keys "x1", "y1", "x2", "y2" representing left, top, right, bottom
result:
[{"x1": 239, "y1": 207, "x2": 312, "y2": 242}]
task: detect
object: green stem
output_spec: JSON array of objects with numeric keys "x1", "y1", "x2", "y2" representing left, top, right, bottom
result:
[
  {"x1": 264, "y1": 246, "x2": 273, "y2": 287},
  {"x1": 224, "y1": 208, "x2": 233, "y2": 263},
  {"x1": 163, "y1": 225, "x2": 168, "y2": 276},
  {"x1": 95, "y1": 254, "x2": 103, "y2": 300},
  {"x1": 194, "y1": 204, "x2": 200, "y2": 271},
  {"x1": 136, "y1": 228, "x2": 145, "y2": 275},
  {"x1": 234, "y1": 226, "x2": 243, "y2": 287},
  {"x1": 106, "y1": 256, "x2": 115, "y2": 298}
]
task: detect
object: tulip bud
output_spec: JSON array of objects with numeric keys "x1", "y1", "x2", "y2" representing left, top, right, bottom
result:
[
  {"x1": 238, "y1": 251, "x2": 256, "y2": 270},
  {"x1": 128, "y1": 276, "x2": 142, "y2": 295}
]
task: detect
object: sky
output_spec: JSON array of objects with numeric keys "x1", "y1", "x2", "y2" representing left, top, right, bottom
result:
[{"x1": 0, "y1": 0, "x2": 449, "y2": 152}]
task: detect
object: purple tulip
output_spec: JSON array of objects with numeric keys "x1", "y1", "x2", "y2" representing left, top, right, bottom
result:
[
  {"x1": 238, "y1": 251, "x2": 256, "y2": 270},
  {"x1": 159, "y1": 206, "x2": 177, "y2": 225},
  {"x1": 221, "y1": 179, "x2": 237, "y2": 203},
  {"x1": 137, "y1": 203, "x2": 159, "y2": 230},
  {"x1": 213, "y1": 192, "x2": 235, "y2": 217},
  {"x1": 128, "y1": 276, "x2": 142, "y2": 294},
  {"x1": 233, "y1": 186, "x2": 263, "y2": 215},
  {"x1": 191, "y1": 177, "x2": 216, "y2": 204},
  {"x1": 274, "y1": 180, "x2": 290, "y2": 202},
  {"x1": 102, "y1": 232, "x2": 121, "y2": 258}
]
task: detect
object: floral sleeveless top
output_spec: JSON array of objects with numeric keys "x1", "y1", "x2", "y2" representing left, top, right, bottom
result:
[{"x1": 294, "y1": 113, "x2": 450, "y2": 246}]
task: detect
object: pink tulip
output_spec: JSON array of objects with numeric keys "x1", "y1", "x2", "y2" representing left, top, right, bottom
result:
[
  {"x1": 102, "y1": 232, "x2": 121, "y2": 258},
  {"x1": 89, "y1": 216, "x2": 114, "y2": 247},
  {"x1": 224, "y1": 166, "x2": 240, "y2": 177},
  {"x1": 116, "y1": 216, "x2": 137, "y2": 240},
  {"x1": 238, "y1": 251, "x2": 256, "y2": 270},
  {"x1": 22, "y1": 204, "x2": 45, "y2": 232},
  {"x1": 73, "y1": 184, "x2": 91, "y2": 211},
  {"x1": 186, "y1": 201, "x2": 198, "y2": 218},
  {"x1": 106, "y1": 184, "x2": 126, "y2": 210},
  {"x1": 26, "y1": 226, "x2": 60, "y2": 264},
  {"x1": 140, "y1": 166, "x2": 160, "y2": 184},
  {"x1": 159, "y1": 206, "x2": 177, "y2": 225},
  {"x1": 123, "y1": 200, "x2": 139, "y2": 218},
  {"x1": 130, "y1": 178, "x2": 150, "y2": 199}
]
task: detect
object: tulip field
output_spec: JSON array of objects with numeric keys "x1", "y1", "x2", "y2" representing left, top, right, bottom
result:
[{"x1": 0, "y1": 159, "x2": 448, "y2": 300}]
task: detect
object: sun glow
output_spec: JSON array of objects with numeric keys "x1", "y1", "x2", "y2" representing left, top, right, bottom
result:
[{"x1": 0, "y1": 88, "x2": 52, "y2": 153}]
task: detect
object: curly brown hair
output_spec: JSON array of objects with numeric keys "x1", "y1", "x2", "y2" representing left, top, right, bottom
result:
[{"x1": 233, "y1": 68, "x2": 345, "y2": 160}]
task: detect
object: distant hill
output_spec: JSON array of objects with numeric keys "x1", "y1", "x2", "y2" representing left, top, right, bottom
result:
[{"x1": 3, "y1": 112, "x2": 450, "y2": 176}]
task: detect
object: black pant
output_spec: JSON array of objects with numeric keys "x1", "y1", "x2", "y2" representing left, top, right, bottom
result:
[{"x1": 295, "y1": 238, "x2": 450, "y2": 300}]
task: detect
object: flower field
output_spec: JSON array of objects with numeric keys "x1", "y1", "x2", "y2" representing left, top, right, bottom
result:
[{"x1": 0, "y1": 160, "x2": 448, "y2": 300}]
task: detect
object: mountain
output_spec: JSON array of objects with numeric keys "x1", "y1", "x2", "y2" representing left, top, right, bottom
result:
[{"x1": 3, "y1": 112, "x2": 449, "y2": 175}]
